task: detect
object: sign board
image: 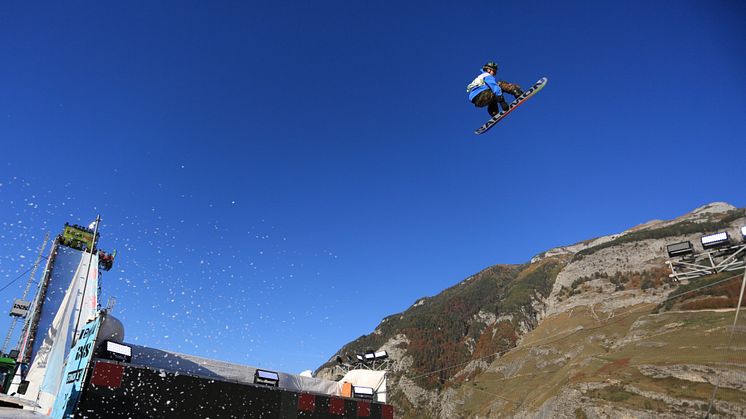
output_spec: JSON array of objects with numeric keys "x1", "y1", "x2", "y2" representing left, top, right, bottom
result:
[
  {"x1": 9, "y1": 299, "x2": 30, "y2": 318},
  {"x1": 51, "y1": 315, "x2": 101, "y2": 419}
]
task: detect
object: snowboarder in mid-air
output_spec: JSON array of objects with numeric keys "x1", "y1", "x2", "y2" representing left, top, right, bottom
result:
[
  {"x1": 468, "y1": 62, "x2": 548, "y2": 135},
  {"x1": 467, "y1": 61, "x2": 524, "y2": 117}
]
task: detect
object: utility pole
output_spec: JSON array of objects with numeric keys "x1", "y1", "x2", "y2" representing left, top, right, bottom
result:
[{"x1": 72, "y1": 215, "x2": 101, "y2": 344}]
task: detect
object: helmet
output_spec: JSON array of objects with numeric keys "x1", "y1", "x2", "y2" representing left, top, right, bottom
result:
[{"x1": 482, "y1": 61, "x2": 498, "y2": 72}]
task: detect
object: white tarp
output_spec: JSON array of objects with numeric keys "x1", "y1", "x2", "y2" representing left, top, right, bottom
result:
[
  {"x1": 28, "y1": 247, "x2": 82, "y2": 363},
  {"x1": 340, "y1": 369, "x2": 387, "y2": 403},
  {"x1": 127, "y1": 344, "x2": 343, "y2": 396},
  {"x1": 127, "y1": 345, "x2": 388, "y2": 402},
  {"x1": 21, "y1": 249, "x2": 98, "y2": 415}
]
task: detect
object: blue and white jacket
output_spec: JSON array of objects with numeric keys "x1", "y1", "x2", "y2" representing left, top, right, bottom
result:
[{"x1": 467, "y1": 71, "x2": 501, "y2": 101}]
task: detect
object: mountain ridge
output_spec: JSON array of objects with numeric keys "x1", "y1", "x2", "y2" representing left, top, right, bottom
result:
[{"x1": 316, "y1": 202, "x2": 746, "y2": 418}]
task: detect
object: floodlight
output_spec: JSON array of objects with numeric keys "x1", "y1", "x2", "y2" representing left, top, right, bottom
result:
[
  {"x1": 666, "y1": 241, "x2": 694, "y2": 258},
  {"x1": 373, "y1": 350, "x2": 388, "y2": 360},
  {"x1": 741, "y1": 226, "x2": 746, "y2": 239},
  {"x1": 254, "y1": 369, "x2": 280, "y2": 387},
  {"x1": 356, "y1": 354, "x2": 364, "y2": 362},
  {"x1": 104, "y1": 341, "x2": 132, "y2": 363},
  {"x1": 364, "y1": 352, "x2": 375, "y2": 362},
  {"x1": 352, "y1": 386, "x2": 375, "y2": 400},
  {"x1": 701, "y1": 232, "x2": 730, "y2": 249}
]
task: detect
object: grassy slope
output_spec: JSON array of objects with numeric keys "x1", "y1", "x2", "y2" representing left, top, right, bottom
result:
[{"x1": 457, "y1": 302, "x2": 746, "y2": 417}]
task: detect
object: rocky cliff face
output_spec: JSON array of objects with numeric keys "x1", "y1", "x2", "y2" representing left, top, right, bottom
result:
[{"x1": 317, "y1": 203, "x2": 746, "y2": 418}]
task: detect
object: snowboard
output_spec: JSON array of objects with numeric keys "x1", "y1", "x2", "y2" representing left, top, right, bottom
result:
[{"x1": 474, "y1": 77, "x2": 548, "y2": 135}]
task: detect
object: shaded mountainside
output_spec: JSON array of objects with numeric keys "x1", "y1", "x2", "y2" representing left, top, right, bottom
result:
[
  {"x1": 316, "y1": 203, "x2": 746, "y2": 418},
  {"x1": 316, "y1": 258, "x2": 567, "y2": 417},
  {"x1": 320, "y1": 259, "x2": 563, "y2": 370}
]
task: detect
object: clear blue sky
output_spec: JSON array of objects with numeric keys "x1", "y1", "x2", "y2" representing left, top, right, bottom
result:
[{"x1": 1, "y1": 1, "x2": 745, "y2": 373}]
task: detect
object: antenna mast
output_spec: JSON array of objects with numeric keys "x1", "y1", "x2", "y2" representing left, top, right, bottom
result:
[{"x1": 1, "y1": 232, "x2": 50, "y2": 354}]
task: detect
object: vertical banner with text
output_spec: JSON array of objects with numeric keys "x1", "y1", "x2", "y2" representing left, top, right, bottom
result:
[{"x1": 51, "y1": 314, "x2": 101, "y2": 419}]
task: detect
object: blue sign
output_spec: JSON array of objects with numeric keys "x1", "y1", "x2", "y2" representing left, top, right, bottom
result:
[{"x1": 51, "y1": 315, "x2": 101, "y2": 418}]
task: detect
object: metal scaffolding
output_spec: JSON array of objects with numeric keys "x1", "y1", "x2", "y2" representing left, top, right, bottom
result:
[{"x1": 666, "y1": 243, "x2": 746, "y2": 281}]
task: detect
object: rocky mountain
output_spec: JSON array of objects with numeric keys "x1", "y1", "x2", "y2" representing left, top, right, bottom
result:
[{"x1": 316, "y1": 203, "x2": 746, "y2": 418}]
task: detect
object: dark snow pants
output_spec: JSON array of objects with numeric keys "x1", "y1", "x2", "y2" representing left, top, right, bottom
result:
[{"x1": 471, "y1": 81, "x2": 524, "y2": 116}]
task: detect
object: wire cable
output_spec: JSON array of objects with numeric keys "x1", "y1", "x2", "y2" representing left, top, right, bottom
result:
[{"x1": 0, "y1": 255, "x2": 49, "y2": 294}]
